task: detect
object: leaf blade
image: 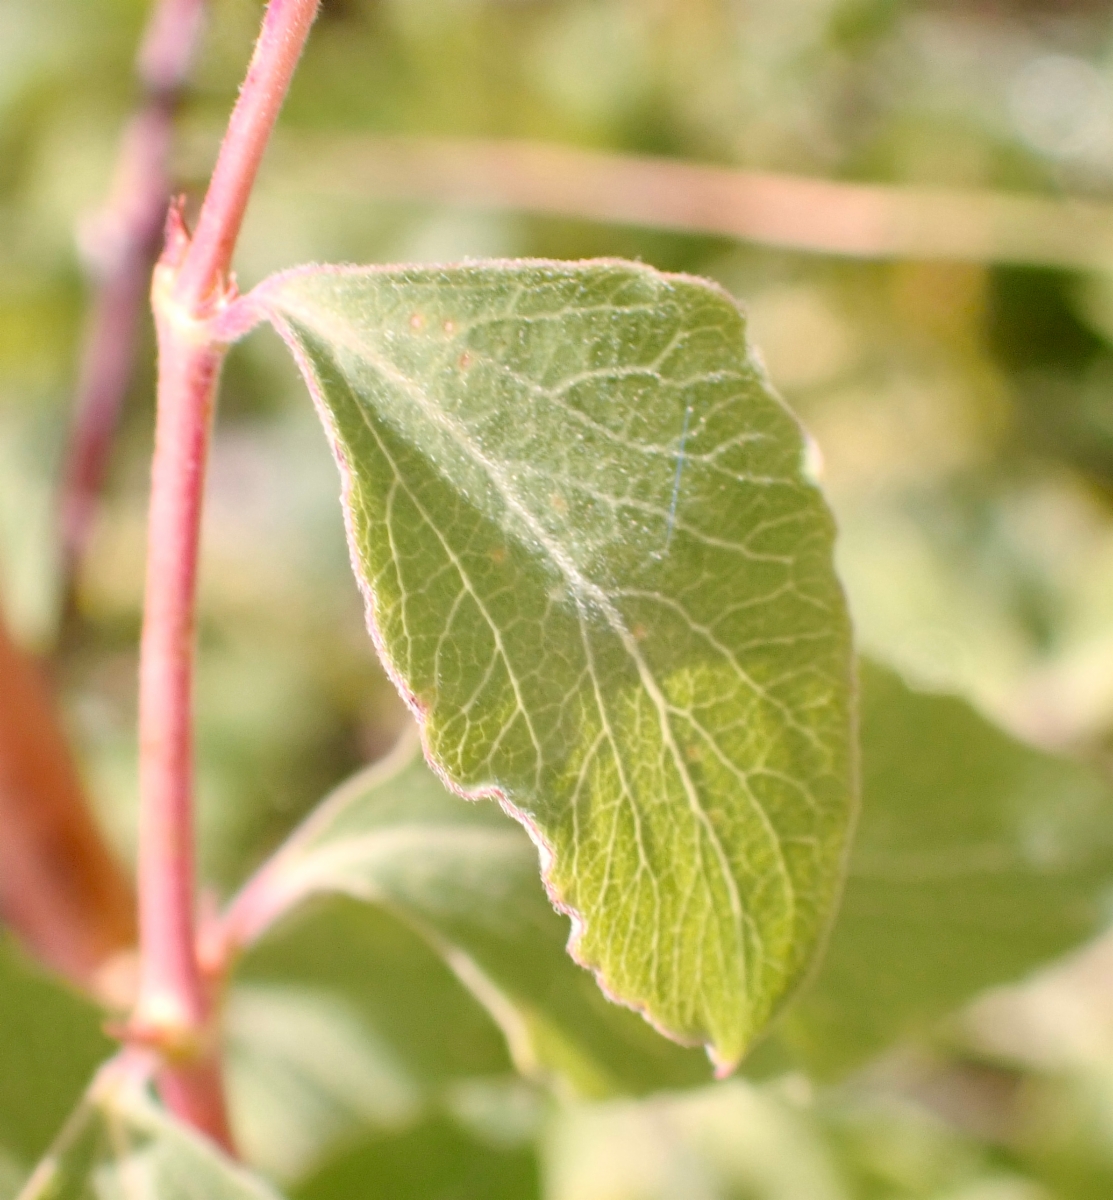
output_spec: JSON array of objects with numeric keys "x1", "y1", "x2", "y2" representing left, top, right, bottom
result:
[{"x1": 258, "y1": 258, "x2": 857, "y2": 1067}]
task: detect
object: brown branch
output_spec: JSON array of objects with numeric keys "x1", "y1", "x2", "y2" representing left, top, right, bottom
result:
[
  {"x1": 262, "y1": 133, "x2": 1113, "y2": 271},
  {"x1": 58, "y1": 0, "x2": 208, "y2": 594},
  {"x1": 0, "y1": 608, "x2": 135, "y2": 988}
]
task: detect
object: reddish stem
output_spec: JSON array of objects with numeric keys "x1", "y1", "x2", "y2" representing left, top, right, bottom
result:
[
  {"x1": 172, "y1": 0, "x2": 321, "y2": 312},
  {"x1": 132, "y1": 0, "x2": 319, "y2": 1146},
  {"x1": 134, "y1": 222, "x2": 233, "y2": 1143},
  {"x1": 158, "y1": 1054, "x2": 235, "y2": 1153},
  {"x1": 134, "y1": 246, "x2": 223, "y2": 1043},
  {"x1": 59, "y1": 0, "x2": 208, "y2": 587}
]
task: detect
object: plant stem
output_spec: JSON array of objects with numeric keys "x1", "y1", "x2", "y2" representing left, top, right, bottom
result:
[
  {"x1": 135, "y1": 226, "x2": 232, "y2": 1145},
  {"x1": 59, "y1": 0, "x2": 208, "y2": 590},
  {"x1": 132, "y1": 0, "x2": 319, "y2": 1148},
  {"x1": 134, "y1": 249, "x2": 224, "y2": 1046},
  {"x1": 172, "y1": 0, "x2": 321, "y2": 312}
]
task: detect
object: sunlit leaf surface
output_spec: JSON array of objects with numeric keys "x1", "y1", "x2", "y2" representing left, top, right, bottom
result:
[{"x1": 257, "y1": 259, "x2": 856, "y2": 1067}]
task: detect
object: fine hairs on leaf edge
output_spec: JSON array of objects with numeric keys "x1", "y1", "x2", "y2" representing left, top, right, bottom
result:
[{"x1": 222, "y1": 255, "x2": 858, "y2": 1075}]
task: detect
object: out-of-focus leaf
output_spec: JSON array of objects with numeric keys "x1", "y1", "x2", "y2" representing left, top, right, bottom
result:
[
  {"x1": 779, "y1": 661, "x2": 1113, "y2": 1076},
  {"x1": 830, "y1": 466, "x2": 1113, "y2": 744},
  {"x1": 254, "y1": 258, "x2": 856, "y2": 1070},
  {"x1": 816, "y1": 1088, "x2": 1049, "y2": 1200},
  {"x1": 226, "y1": 735, "x2": 710, "y2": 1097},
  {"x1": 233, "y1": 896, "x2": 515, "y2": 1089},
  {"x1": 544, "y1": 1075, "x2": 1055, "y2": 1200},
  {"x1": 1010, "y1": 1066, "x2": 1113, "y2": 1200},
  {"x1": 0, "y1": 1151, "x2": 25, "y2": 1200},
  {"x1": 292, "y1": 1113, "x2": 540, "y2": 1200},
  {"x1": 228, "y1": 904, "x2": 551, "y2": 1184},
  {"x1": 17, "y1": 1058, "x2": 282, "y2": 1200},
  {"x1": 543, "y1": 1081, "x2": 845, "y2": 1200},
  {"x1": 440, "y1": 1075, "x2": 546, "y2": 1150},
  {"x1": 0, "y1": 935, "x2": 112, "y2": 1180},
  {"x1": 225, "y1": 983, "x2": 422, "y2": 1184}
]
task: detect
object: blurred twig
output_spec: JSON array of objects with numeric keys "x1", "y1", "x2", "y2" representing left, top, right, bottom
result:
[
  {"x1": 0, "y1": 0, "x2": 210, "y2": 1002},
  {"x1": 0, "y1": 607, "x2": 135, "y2": 990},
  {"x1": 262, "y1": 133, "x2": 1113, "y2": 270},
  {"x1": 58, "y1": 0, "x2": 208, "y2": 596}
]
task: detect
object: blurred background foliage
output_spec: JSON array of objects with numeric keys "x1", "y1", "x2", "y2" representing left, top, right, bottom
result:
[{"x1": 6, "y1": 0, "x2": 1113, "y2": 1196}]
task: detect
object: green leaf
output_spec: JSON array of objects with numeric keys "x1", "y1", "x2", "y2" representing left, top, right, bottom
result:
[
  {"x1": 226, "y1": 735, "x2": 710, "y2": 1096},
  {"x1": 232, "y1": 900, "x2": 554, "y2": 1188},
  {"x1": 544, "y1": 1081, "x2": 845, "y2": 1200},
  {"x1": 255, "y1": 258, "x2": 857, "y2": 1068},
  {"x1": 0, "y1": 1150, "x2": 26, "y2": 1200},
  {"x1": 0, "y1": 935, "x2": 112, "y2": 1178},
  {"x1": 234, "y1": 893, "x2": 519, "y2": 1086},
  {"x1": 292, "y1": 1113, "x2": 541, "y2": 1200},
  {"x1": 17, "y1": 1058, "x2": 283, "y2": 1200},
  {"x1": 779, "y1": 660, "x2": 1113, "y2": 1076},
  {"x1": 815, "y1": 1088, "x2": 1041, "y2": 1200},
  {"x1": 225, "y1": 982, "x2": 422, "y2": 1183}
]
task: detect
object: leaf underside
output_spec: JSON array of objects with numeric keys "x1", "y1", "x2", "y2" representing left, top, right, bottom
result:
[{"x1": 258, "y1": 258, "x2": 856, "y2": 1068}]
